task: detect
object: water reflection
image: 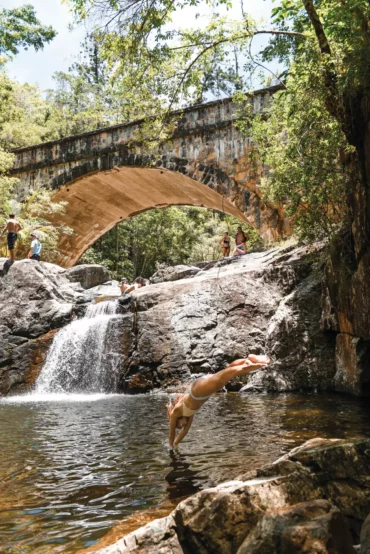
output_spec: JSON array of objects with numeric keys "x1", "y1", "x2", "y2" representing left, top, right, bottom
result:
[
  {"x1": 0, "y1": 392, "x2": 370, "y2": 552},
  {"x1": 165, "y1": 450, "x2": 201, "y2": 500}
]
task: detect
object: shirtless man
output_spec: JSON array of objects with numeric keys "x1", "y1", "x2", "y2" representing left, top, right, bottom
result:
[
  {"x1": 0, "y1": 214, "x2": 22, "y2": 261},
  {"x1": 119, "y1": 277, "x2": 131, "y2": 294},
  {"x1": 166, "y1": 354, "x2": 270, "y2": 447}
]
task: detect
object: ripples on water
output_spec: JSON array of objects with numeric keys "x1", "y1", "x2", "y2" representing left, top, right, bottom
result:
[{"x1": 1, "y1": 392, "x2": 370, "y2": 553}]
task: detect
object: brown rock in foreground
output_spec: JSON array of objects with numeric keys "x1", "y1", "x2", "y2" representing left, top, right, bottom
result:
[
  {"x1": 91, "y1": 438, "x2": 370, "y2": 554},
  {"x1": 237, "y1": 500, "x2": 355, "y2": 554}
]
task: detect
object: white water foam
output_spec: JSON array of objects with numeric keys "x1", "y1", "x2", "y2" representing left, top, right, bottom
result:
[
  {"x1": 34, "y1": 300, "x2": 121, "y2": 394},
  {"x1": 1, "y1": 392, "x2": 121, "y2": 404}
]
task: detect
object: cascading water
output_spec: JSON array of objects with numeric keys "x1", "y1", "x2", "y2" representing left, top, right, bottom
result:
[{"x1": 35, "y1": 300, "x2": 121, "y2": 394}]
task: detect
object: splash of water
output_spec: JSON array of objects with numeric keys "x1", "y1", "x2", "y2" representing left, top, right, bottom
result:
[{"x1": 35, "y1": 301, "x2": 122, "y2": 394}]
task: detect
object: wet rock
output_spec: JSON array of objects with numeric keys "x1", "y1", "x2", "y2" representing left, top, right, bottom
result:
[
  {"x1": 325, "y1": 238, "x2": 370, "y2": 396},
  {"x1": 334, "y1": 334, "x2": 370, "y2": 396},
  {"x1": 93, "y1": 438, "x2": 369, "y2": 554},
  {"x1": 123, "y1": 245, "x2": 335, "y2": 393},
  {"x1": 243, "y1": 277, "x2": 336, "y2": 392},
  {"x1": 360, "y1": 514, "x2": 370, "y2": 554},
  {"x1": 1, "y1": 244, "x2": 337, "y2": 396},
  {"x1": 0, "y1": 260, "x2": 91, "y2": 394},
  {"x1": 150, "y1": 264, "x2": 200, "y2": 284},
  {"x1": 93, "y1": 515, "x2": 182, "y2": 554},
  {"x1": 237, "y1": 500, "x2": 355, "y2": 554},
  {"x1": 63, "y1": 264, "x2": 109, "y2": 289}
]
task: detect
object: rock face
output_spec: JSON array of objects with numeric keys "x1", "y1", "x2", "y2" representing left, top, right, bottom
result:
[
  {"x1": 92, "y1": 438, "x2": 369, "y2": 554},
  {"x1": 325, "y1": 236, "x2": 370, "y2": 396},
  {"x1": 64, "y1": 264, "x2": 110, "y2": 289},
  {"x1": 0, "y1": 260, "x2": 105, "y2": 395},
  {"x1": 0, "y1": 245, "x2": 338, "y2": 395},
  {"x1": 120, "y1": 245, "x2": 336, "y2": 393},
  {"x1": 150, "y1": 264, "x2": 201, "y2": 284},
  {"x1": 237, "y1": 500, "x2": 355, "y2": 554}
]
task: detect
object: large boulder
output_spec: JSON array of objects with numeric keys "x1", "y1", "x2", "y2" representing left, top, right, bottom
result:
[
  {"x1": 0, "y1": 244, "x2": 338, "y2": 396},
  {"x1": 237, "y1": 500, "x2": 355, "y2": 554},
  {"x1": 92, "y1": 438, "x2": 370, "y2": 554},
  {"x1": 120, "y1": 244, "x2": 336, "y2": 393},
  {"x1": 63, "y1": 264, "x2": 110, "y2": 289}
]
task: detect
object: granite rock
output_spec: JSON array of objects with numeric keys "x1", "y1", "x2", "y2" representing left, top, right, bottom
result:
[
  {"x1": 63, "y1": 264, "x2": 110, "y2": 290},
  {"x1": 92, "y1": 438, "x2": 370, "y2": 554}
]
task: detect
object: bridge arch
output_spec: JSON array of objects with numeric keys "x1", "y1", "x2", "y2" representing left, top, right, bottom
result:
[
  {"x1": 50, "y1": 165, "x2": 248, "y2": 268},
  {"x1": 12, "y1": 88, "x2": 287, "y2": 266}
]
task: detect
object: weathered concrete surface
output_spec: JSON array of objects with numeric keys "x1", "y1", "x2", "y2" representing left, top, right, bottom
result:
[
  {"x1": 11, "y1": 86, "x2": 287, "y2": 267},
  {"x1": 90, "y1": 438, "x2": 370, "y2": 554}
]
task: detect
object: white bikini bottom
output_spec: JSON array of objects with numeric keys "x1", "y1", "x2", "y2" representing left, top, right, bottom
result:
[{"x1": 182, "y1": 402, "x2": 201, "y2": 417}]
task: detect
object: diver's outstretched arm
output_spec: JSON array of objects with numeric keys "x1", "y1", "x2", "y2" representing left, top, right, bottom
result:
[{"x1": 173, "y1": 416, "x2": 194, "y2": 447}]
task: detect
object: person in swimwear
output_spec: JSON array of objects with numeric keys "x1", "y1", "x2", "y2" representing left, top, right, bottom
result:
[
  {"x1": 166, "y1": 354, "x2": 270, "y2": 448},
  {"x1": 233, "y1": 226, "x2": 248, "y2": 256},
  {"x1": 219, "y1": 232, "x2": 231, "y2": 257},
  {"x1": 0, "y1": 214, "x2": 22, "y2": 261}
]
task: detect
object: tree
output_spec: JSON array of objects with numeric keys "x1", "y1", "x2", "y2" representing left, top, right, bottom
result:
[
  {"x1": 0, "y1": 4, "x2": 56, "y2": 56},
  {"x1": 0, "y1": 8, "x2": 68, "y2": 262},
  {"x1": 261, "y1": 0, "x2": 370, "y2": 258},
  {"x1": 79, "y1": 206, "x2": 260, "y2": 280}
]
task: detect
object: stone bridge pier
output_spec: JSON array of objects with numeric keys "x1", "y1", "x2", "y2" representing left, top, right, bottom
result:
[{"x1": 11, "y1": 85, "x2": 286, "y2": 268}]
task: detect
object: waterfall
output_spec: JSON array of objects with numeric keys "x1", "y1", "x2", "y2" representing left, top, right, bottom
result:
[{"x1": 35, "y1": 301, "x2": 121, "y2": 394}]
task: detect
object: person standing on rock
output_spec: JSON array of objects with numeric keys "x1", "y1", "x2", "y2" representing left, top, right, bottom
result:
[
  {"x1": 0, "y1": 214, "x2": 22, "y2": 261},
  {"x1": 233, "y1": 226, "x2": 248, "y2": 256},
  {"x1": 27, "y1": 232, "x2": 42, "y2": 261},
  {"x1": 219, "y1": 232, "x2": 231, "y2": 257},
  {"x1": 166, "y1": 355, "x2": 270, "y2": 448}
]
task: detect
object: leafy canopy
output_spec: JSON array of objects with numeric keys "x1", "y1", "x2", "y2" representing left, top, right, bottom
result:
[{"x1": 0, "y1": 4, "x2": 56, "y2": 57}]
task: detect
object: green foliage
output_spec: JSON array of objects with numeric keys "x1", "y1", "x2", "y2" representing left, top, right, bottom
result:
[
  {"x1": 0, "y1": 4, "x2": 56, "y2": 57},
  {"x1": 0, "y1": 68, "x2": 55, "y2": 149},
  {"x1": 235, "y1": 54, "x2": 353, "y2": 241},
  {"x1": 0, "y1": 189, "x2": 73, "y2": 262},
  {"x1": 79, "y1": 206, "x2": 259, "y2": 280}
]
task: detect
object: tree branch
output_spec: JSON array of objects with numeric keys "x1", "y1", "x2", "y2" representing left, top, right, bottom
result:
[{"x1": 301, "y1": 0, "x2": 331, "y2": 55}]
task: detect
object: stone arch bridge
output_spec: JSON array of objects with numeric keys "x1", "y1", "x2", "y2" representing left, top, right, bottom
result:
[{"x1": 12, "y1": 85, "x2": 285, "y2": 268}]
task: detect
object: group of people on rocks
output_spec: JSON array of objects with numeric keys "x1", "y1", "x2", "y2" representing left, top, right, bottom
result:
[
  {"x1": 1, "y1": 214, "x2": 42, "y2": 262},
  {"x1": 219, "y1": 226, "x2": 249, "y2": 258}
]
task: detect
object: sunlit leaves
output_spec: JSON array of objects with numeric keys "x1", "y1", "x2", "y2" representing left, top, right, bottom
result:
[{"x1": 0, "y1": 4, "x2": 56, "y2": 57}]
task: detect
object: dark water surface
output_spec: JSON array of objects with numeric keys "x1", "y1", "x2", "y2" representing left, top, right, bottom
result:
[{"x1": 1, "y1": 391, "x2": 370, "y2": 553}]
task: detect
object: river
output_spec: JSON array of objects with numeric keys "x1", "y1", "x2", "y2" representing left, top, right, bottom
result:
[{"x1": 1, "y1": 391, "x2": 370, "y2": 553}]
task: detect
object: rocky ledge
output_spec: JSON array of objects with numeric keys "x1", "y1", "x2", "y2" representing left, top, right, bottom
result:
[
  {"x1": 89, "y1": 437, "x2": 370, "y2": 554},
  {"x1": 0, "y1": 259, "x2": 110, "y2": 394},
  {"x1": 0, "y1": 244, "x2": 343, "y2": 395},
  {"x1": 120, "y1": 244, "x2": 337, "y2": 394}
]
